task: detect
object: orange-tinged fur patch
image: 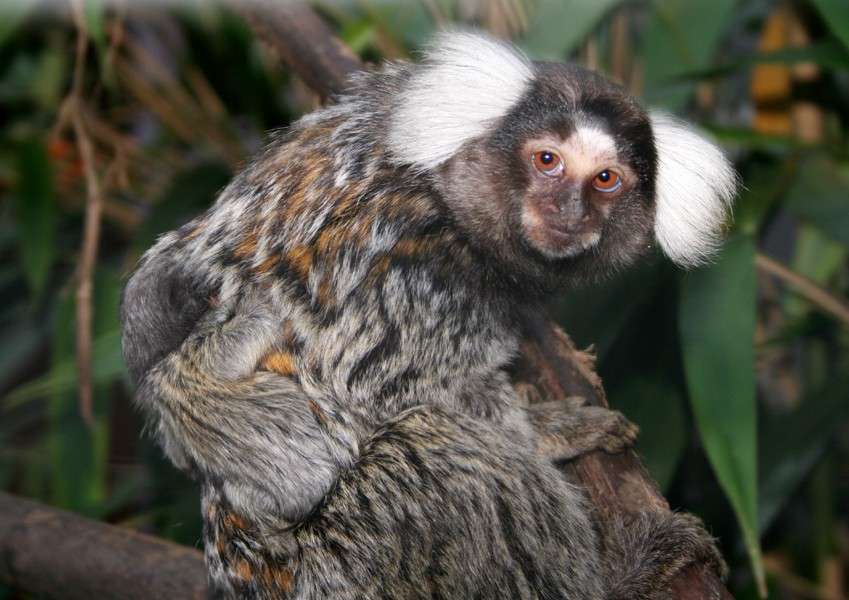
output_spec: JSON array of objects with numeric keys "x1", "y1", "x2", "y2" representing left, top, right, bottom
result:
[
  {"x1": 261, "y1": 566, "x2": 294, "y2": 592},
  {"x1": 308, "y1": 399, "x2": 327, "y2": 425},
  {"x1": 287, "y1": 245, "x2": 314, "y2": 281},
  {"x1": 233, "y1": 559, "x2": 253, "y2": 581},
  {"x1": 316, "y1": 278, "x2": 334, "y2": 306},
  {"x1": 283, "y1": 161, "x2": 326, "y2": 221},
  {"x1": 235, "y1": 232, "x2": 258, "y2": 259},
  {"x1": 261, "y1": 352, "x2": 298, "y2": 376},
  {"x1": 315, "y1": 225, "x2": 347, "y2": 257},
  {"x1": 222, "y1": 512, "x2": 250, "y2": 531},
  {"x1": 252, "y1": 254, "x2": 281, "y2": 276},
  {"x1": 365, "y1": 255, "x2": 392, "y2": 286},
  {"x1": 184, "y1": 220, "x2": 206, "y2": 241}
]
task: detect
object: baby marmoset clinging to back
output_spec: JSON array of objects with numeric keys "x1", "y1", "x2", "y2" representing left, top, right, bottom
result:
[{"x1": 121, "y1": 32, "x2": 736, "y2": 599}]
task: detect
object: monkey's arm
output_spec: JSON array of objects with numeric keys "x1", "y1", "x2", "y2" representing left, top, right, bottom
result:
[{"x1": 122, "y1": 258, "x2": 359, "y2": 522}]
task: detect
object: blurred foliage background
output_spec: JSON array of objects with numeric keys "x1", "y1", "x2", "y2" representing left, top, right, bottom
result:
[{"x1": 1, "y1": 0, "x2": 848, "y2": 598}]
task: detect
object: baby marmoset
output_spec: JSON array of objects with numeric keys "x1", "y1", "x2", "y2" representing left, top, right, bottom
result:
[{"x1": 121, "y1": 32, "x2": 736, "y2": 599}]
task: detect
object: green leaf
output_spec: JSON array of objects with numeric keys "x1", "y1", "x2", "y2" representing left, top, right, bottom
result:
[
  {"x1": 784, "y1": 155, "x2": 849, "y2": 248},
  {"x1": 4, "y1": 329, "x2": 125, "y2": 407},
  {"x1": 84, "y1": 0, "x2": 107, "y2": 54},
  {"x1": 4, "y1": 267, "x2": 127, "y2": 408},
  {"x1": 642, "y1": 0, "x2": 736, "y2": 110},
  {"x1": 521, "y1": 0, "x2": 623, "y2": 59},
  {"x1": 784, "y1": 225, "x2": 847, "y2": 319},
  {"x1": 0, "y1": 0, "x2": 37, "y2": 50},
  {"x1": 610, "y1": 376, "x2": 686, "y2": 491},
  {"x1": 810, "y1": 0, "x2": 849, "y2": 52},
  {"x1": 554, "y1": 261, "x2": 663, "y2": 359},
  {"x1": 758, "y1": 375, "x2": 849, "y2": 533},
  {"x1": 13, "y1": 137, "x2": 56, "y2": 299},
  {"x1": 0, "y1": 313, "x2": 44, "y2": 390},
  {"x1": 40, "y1": 270, "x2": 120, "y2": 514},
  {"x1": 734, "y1": 158, "x2": 795, "y2": 235},
  {"x1": 670, "y1": 40, "x2": 849, "y2": 81},
  {"x1": 360, "y1": 1, "x2": 433, "y2": 49},
  {"x1": 31, "y1": 40, "x2": 68, "y2": 110},
  {"x1": 679, "y1": 234, "x2": 764, "y2": 594},
  {"x1": 339, "y1": 19, "x2": 377, "y2": 54}
]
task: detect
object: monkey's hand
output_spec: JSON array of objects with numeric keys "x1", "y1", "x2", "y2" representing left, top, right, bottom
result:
[{"x1": 523, "y1": 395, "x2": 639, "y2": 463}]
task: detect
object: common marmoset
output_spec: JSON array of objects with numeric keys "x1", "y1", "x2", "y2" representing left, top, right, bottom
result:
[{"x1": 121, "y1": 32, "x2": 736, "y2": 599}]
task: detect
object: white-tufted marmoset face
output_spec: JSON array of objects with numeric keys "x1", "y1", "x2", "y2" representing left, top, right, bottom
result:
[{"x1": 387, "y1": 33, "x2": 738, "y2": 286}]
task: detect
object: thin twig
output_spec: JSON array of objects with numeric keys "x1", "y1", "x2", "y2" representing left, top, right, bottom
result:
[
  {"x1": 68, "y1": 0, "x2": 103, "y2": 428},
  {"x1": 755, "y1": 251, "x2": 849, "y2": 327}
]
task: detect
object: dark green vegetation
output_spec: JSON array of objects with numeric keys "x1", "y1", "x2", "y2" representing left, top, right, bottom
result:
[{"x1": 1, "y1": 1, "x2": 847, "y2": 598}]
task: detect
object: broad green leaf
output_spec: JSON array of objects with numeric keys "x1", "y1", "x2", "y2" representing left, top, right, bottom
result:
[
  {"x1": 679, "y1": 234, "x2": 763, "y2": 594},
  {"x1": 4, "y1": 330, "x2": 125, "y2": 407},
  {"x1": 610, "y1": 376, "x2": 686, "y2": 491},
  {"x1": 4, "y1": 269, "x2": 126, "y2": 407},
  {"x1": 521, "y1": 0, "x2": 622, "y2": 59},
  {"x1": 360, "y1": 1, "x2": 433, "y2": 49},
  {"x1": 709, "y1": 127, "x2": 795, "y2": 153},
  {"x1": 784, "y1": 225, "x2": 846, "y2": 319},
  {"x1": 41, "y1": 269, "x2": 120, "y2": 514},
  {"x1": 339, "y1": 19, "x2": 378, "y2": 54},
  {"x1": 0, "y1": 0, "x2": 36, "y2": 50},
  {"x1": 0, "y1": 314, "x2": 43, "y2": 391},
  {"x1": 670, "y1": 40, "x2": 849, "y2": 81},
  {"x1": 31, "y1": 39, "x2": 68, "y2": 110},
  {"x1": 642, "y1": 0, "x2": 736, "y2": 110},
  {"x1": 84, "y1": 0, "x2": 107, "y2": 51},
  {"x1": 758, "y1": 375, "x2": 849, "y2": 533},
  {"x1": 13, "y1": 137, "x2": 56, "y2": 299},
  {"x1": 554, "y1": 261, "x2": 664, "y2": 359},
  {"x1": 733, "y1": 160, "x2": 792, "y2": 236},
  {"x1": 784, "y1": 155, "x2": 849, "y2": 248},
  {"x1": 810, "y1": 0, "x2": 849, "y2": 52}
]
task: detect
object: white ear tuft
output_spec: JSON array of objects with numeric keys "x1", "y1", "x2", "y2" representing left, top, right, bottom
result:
[
  {"x1": 388, "y1": 31, "x2": 533, "y2": 171},
  {"x1": 651, "y1": 112, "x2": 738, "y2": 267}
]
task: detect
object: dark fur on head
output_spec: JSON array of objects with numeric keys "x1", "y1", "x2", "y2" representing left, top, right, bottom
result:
[{"x1": 435, "y1": 62, "x2": 658, "y2": 292}]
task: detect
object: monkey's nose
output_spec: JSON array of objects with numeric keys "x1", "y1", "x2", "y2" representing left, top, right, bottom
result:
[{"x1": 554, "y1": 194, "x2": 587, "y2": 222}]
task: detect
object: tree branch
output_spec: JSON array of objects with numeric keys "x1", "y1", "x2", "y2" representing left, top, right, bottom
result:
[{"x1": 0, "y1": 492, "x2": 207, "y2": 599}]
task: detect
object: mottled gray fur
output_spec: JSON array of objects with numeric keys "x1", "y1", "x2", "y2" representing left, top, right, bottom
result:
[{"x1": 121, "y1": 33, "x2": 726, "y2": 599}]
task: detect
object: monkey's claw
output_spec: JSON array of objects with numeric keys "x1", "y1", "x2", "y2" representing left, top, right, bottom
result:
[{"x1": 528, "y1": 398, "x2": 639, "y2": 462}]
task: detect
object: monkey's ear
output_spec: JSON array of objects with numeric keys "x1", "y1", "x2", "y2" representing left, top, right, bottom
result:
[
  {"x1": 387, "y1": 31, "x2": 533, "y2": 171},
  {"x1": 651, "y1": 112, "x2": 738, "y2": 267}
]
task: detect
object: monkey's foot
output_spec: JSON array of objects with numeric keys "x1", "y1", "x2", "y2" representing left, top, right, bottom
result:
[
  {"x1": 604, "y1": 511, "x2": 727, "y2": 600},
  {"x1": 526, "y1": 396, "x2": 639, "y2": 462}
]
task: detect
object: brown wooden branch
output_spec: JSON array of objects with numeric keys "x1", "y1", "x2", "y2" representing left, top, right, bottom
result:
[
  {"x1": 227, "y1": 3, "x2": 733, "y2": 599},
  {"x1": 233, "y1": 1, "x2": 361, "y2": 102},
  {"x1": 0, "y1": 491, "x2": 208, "y2": 599}
]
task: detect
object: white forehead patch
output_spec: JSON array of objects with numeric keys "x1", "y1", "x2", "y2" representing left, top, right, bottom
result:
[
  {"x1": 562, "y1": 126, "x2": 618, "y2": 177},
  {"x1": 387, "y1": 31, "x2": 533, "y2": 171},
  {"x1": 651, "y1": 112, "x2": 737, "y2": 267}
]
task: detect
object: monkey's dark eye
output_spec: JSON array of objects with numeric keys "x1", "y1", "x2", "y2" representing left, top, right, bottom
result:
[
  {"x1": 592, "y1": 169, "x2": 622, "y2": 192},
  {"x1": 532, "y1": 151, "x2": 564, "y2": 177}
]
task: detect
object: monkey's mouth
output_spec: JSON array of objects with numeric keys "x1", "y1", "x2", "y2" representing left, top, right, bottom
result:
[{"x1": 521, "y1": 208, "x2": 601, "y2": 259}]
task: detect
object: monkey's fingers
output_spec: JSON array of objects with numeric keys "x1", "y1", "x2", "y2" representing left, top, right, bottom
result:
[{"x1": 528, "y1": 400, "x2": 639, "y2": 462}]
